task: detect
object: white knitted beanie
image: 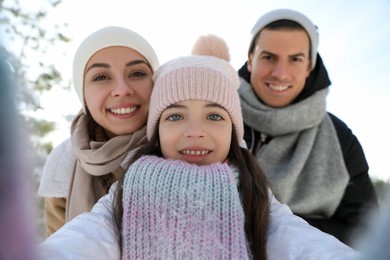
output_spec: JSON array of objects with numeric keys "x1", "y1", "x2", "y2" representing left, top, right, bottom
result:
[
  {"x1": 249, "y1": 9, "x2": 319, "y2": 70},
  {"x1": 147, "y1": 55, "x2": 243, "y2": 143},
  {"x1": 72, "y1": 26, "x2": 160, "y2": 112}
]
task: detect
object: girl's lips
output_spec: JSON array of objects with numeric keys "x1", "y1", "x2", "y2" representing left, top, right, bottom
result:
[
  {"x1": 181, "y1": 149, "x2": 210, "y2": 155},
  {"x1": 179, "y1": 148, "x2": 212, "y2": 164}
]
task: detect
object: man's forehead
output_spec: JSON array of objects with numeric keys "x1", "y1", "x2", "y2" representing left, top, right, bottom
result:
[{"x1": 256, "y1": 29, "x2": 310, "y2": 52}]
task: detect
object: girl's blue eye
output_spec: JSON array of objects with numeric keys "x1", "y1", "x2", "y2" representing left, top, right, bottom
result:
[
  {"x1": 208, "y1": 114, "x2": 223, "y2": 121},
  {"x1": 167, "y1": 114, "x2": 182, "y2": 121}
]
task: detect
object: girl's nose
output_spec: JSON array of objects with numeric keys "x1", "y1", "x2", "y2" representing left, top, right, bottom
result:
[{"x1": 184, "y1": 120, "x2": 205, "y2": 138}]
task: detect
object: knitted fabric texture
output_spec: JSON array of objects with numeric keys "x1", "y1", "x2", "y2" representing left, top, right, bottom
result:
[
  {"x1": 72, "y1": 26, "x2": 160, "y2": 112},
  {"x1": 147, "y1": 55, "x2": 243, "y2": 143},
  {"x1": 239, "y1": 80, "x2": 349, "y2": 217},
  {"x1": 249, "y1": 9, "x2": 318, "y2": 70},
  {"x1": 122, "y1": 155, "x2": 250, "y2": 259}
]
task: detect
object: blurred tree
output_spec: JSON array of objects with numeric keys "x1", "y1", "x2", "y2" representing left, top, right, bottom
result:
[{"x1": 0, "y1": 0, "x2": 70, "y2": 238}]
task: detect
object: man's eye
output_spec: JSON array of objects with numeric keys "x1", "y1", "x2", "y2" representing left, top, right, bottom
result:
[
  {"x1": 261, "y1": 55, "x2": 273, "y2": 61},
  {"x1": 167, "y1": 114, "x2": 182, "y2": 121},
  {"x1": 291, "y1": 57, "x2": 303, "y2": 63},
  {"x1": 208, "y1": 114, "x2": 223, "y2": 121}
]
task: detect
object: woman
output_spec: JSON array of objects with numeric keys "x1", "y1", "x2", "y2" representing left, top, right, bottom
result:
[{"x1": 37, "y1": 26, "x2": 160, "y2": 237}]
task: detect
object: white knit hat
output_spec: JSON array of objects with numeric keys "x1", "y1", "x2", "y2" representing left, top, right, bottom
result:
[
  {"x1": 72, "y1": 26, "x2": 160, "y2": 112},
  {"x1": 147, "y1": 55, "x2": 243, "y2": 143},
  {"x1": 249, "y1": 9, "x2": 319, "y2": 70}
]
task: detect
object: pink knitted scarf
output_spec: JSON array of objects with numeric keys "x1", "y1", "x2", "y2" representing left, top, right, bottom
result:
[{"x1": 122, "y1": 155, "x2": 250, "y2": 259}]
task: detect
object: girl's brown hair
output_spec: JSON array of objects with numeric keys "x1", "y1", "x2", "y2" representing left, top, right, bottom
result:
[{"x1": 114, "y1": 123, "x2": 269, "y2": 260}]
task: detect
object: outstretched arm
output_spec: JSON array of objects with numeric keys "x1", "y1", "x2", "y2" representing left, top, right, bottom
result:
[{"x1": 267, "y1": 191, "x2": 360, "y2": 260}]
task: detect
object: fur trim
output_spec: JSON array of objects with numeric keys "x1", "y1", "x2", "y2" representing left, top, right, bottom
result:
[{"x1": 37, "y1": 139, "x2": 76, "y2": 198}]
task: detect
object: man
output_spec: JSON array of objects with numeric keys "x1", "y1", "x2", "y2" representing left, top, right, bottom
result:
[{"x1": 238, "y1": 8, "x2": 378, "y2": 246}]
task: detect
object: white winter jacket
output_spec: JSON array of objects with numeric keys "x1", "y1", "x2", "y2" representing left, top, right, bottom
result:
[{"x1": 38, "y1": 186, "x2": 360, "y2": 260}]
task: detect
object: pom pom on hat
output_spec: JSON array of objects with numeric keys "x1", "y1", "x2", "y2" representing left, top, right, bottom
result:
[
  {"x1": 249, "y1": 9, "x2": 318, "y2": 70},
  {"x1": 191, "y1": 34, "x2": 230, "y2": 62},
  {"x1": 72, "y1": 26, "x2": 159, "y2": 112},
  {"x1": 147, "y1": 35, "x2": 243, "y2": 144}
]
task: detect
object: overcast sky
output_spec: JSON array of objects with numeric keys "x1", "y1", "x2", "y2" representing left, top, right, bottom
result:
[{"x1": 15, "y1": 0, "x2": 390, "y2": 181}]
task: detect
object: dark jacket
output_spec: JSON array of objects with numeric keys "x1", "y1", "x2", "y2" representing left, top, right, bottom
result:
[{"x1": 239, "y1": 54, "x2": 379, "y2": 246}]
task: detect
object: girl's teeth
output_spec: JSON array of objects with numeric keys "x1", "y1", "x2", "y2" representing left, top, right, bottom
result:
[
  {"x1": 182, "y1": 150, "x2": 209, "y2": 155},
  {"x1": 110, "y1": 107, "x2": 137, "y2": 114}
]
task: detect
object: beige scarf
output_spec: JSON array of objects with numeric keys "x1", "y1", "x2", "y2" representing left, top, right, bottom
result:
[{"x1": 66, "y1": 112, "x2": 148, "y2": 221}]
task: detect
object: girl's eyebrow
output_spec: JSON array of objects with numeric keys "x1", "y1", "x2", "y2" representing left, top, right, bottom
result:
[
  {"x1": 205, "y1": 103, "x2": 224, "y2": 109},
  {"x1": 165, "y1": 103, "x2": 224, "y2": 110},
  {"x1": 165, "y1": 104, "x2": 186, "y2": 109},
  {"x1": 85, "y1": 59, "x2": 151, "y2": 73}
]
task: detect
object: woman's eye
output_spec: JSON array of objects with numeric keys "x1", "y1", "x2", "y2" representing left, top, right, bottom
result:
[
  {"x1": 129, "y1": 71, "x2": 147, "y2": 78},
  {"x1": 93, "y1": 73, "x2": 109, "y2": 81},
  {"x1": 208, "y1": 114, "x2": 223, "y2": 121},
  {"x1": 167, "y1": 114, "x2": 182, "y2": 121}
]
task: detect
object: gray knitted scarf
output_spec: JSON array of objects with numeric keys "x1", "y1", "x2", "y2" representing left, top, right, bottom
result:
[
  {"x1": 239, "y1": 79, "x2": 349, "y2": 217},
  {"x1": 122, "y1": 156, "x2": 250, "y2": 259}
]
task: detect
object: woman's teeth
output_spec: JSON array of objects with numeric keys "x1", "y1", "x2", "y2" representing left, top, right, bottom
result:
[{"x1": 110, "y1": 106, "x2": 137, "y2": 114}]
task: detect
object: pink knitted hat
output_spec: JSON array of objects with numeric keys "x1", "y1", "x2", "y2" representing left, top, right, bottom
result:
[{"x1": 147, "y1": 55, "x2": 243, "y2": 143}]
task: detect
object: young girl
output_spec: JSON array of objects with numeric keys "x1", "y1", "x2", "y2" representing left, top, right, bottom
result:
[
  {"x1": 39, "y1": 53, "x2": 360, "y2": 260},
  {"x1": 113, "y1": 54, "x2": 269, "y2": 259},
  {"x1": 37, "y1": 26, "x2": 160, "y2": 237}
]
